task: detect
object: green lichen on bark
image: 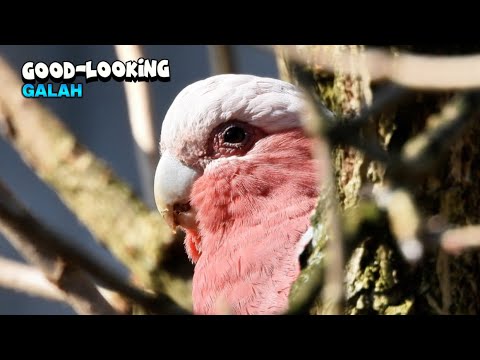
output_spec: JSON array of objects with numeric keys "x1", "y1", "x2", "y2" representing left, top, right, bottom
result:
[
  {"x1": 280, "y1": 45, "x2": 480, "y2": 315},
  {"x1": 308, "y1": 45, "x2": 413, "y2": 314}
]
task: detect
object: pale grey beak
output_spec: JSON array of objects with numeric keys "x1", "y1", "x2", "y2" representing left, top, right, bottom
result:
[{"x1": 154, "y1": 150, "x2": 200, "y2": 231}]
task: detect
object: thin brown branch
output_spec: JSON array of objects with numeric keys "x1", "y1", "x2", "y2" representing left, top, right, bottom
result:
[
  {"x1": 0, "y1": 183, "x2": 117, "y2": 315},
  {"x1": 0, "y1": 255, "x2": 64, "y2": 302},
  {"x1": 208, "y1": 45, "x2": 235, "y2": 74},
  {"x1": 0, "y1": 181, "x2": 189, "y2": 314},
  {"x1": 0, "y1": 255, "x2": 132, "y2": 313},
  {"x1": 373, "y1": 186, "x2": 424, "y2": 264},
  {"x1": 298, "y1": 62, "x2": 347, "y2": 314},
  {"x1": 286, "y1": 145, "x2": 344, "y2": 316},
  {"x1": 0, "y1": 56, "x2": 192, "y2": 310},
  {"x1": 309, "y1": 121, "x2": 344, "y2": 316},
  {"x1": 272, "y1": 45, "x2": 480, "y2": 90},
  {"x1": 285, "y1": 62, "x2": 345, "y2": 315},
  {"x1": 441, "y1": 226, "x2": 480, "y2": 255},
  {"x1": 97, "y1": 287, "x2": 132, "y2": 314},
  {"x1": 114, "y1": 45, "x2": 158, "y2": 209},
  {"x1": 322, "y1": 164, "x2": 344, "y2": 314}
]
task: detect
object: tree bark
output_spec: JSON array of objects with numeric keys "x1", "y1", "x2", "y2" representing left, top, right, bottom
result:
[{"x1": 278, "y1": 45, "x2": 480, "y2": 315}]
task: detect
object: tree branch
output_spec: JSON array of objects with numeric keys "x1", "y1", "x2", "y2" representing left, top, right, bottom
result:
[
  {"x1": 0, "y1": 255, "x2": 132, "y2": 313},
  {"x1": 287, "y1": 142, "x2": 345, "y2": 315},
  {"x1": 208, "y1": 45, "x2": 235, "y2": 74},
  {"x1": 0, "y1": 56, "x2": 192, "y2": 310},
  {"x1": 0, "y1": 184, "x2": 117, "y2": 315},
  {"x1": 286, "y1": 63, "x2": 346, "y2": 315},
  {"x1": 0, "y1": 255, "x2": 64, "y2": 302},
  {"x1": 0, "y1": 181, "x2": 189, "y2": 314},
  {"x1": 440, "y1": 226, "x2": 480, "y2": 255},
  {"x1": 271, "y1": 45, "x2": 480, "y2": 90},
  {"x1": 114, "y1": 45, "x2": 158, "y2": 209}
]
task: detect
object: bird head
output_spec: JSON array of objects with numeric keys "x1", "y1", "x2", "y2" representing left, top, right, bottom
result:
[
  {"x1": 155, "y1": 75, "x2": 307, "y2": 226},
  {"x1": 154, "y1": 74, "x2": 320, "y2": 262},
  {"x1": 154, "y1": 74, "x2": 322, "y2": 314}
]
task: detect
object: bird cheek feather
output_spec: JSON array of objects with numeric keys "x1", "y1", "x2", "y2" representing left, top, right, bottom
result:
[{"x1": 184, "y1": 229, "x2": 202, "y2": 263}]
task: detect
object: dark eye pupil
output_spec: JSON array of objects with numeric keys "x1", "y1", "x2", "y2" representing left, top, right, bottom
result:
[{"x1": 223, "y1": 126, "x2": 246, "y2": 144}]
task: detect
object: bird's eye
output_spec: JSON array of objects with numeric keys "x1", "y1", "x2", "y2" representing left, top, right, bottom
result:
[
  {"x1": 223, "y1": 126, "x2": 246, "y2": 144},
  {"x1": 207, "y1": 120, "x2": 265, "y2": 159}
]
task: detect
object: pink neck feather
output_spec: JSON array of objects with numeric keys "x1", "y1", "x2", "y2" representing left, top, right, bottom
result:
[{"x1": 185, "y1": 128, "x2": 321, "y2": 314}]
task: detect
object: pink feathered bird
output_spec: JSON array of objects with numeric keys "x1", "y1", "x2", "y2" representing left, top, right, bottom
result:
[{"x1": 154, "y1": 74, "x2": 323, "y2": 314}]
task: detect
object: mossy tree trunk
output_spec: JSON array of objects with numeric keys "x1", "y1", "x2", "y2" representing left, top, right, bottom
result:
[{"x1": 278, "y1": 45, "x2": 480, "y2": 315}]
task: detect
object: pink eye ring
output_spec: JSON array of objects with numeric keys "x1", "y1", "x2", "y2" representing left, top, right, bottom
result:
[{"x1": 207, "y1": 120, "x2": 266, "y2": 158}]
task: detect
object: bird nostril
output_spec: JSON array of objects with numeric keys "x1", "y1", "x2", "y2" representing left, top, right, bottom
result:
[{"x1": 173, "y1": 202, "x2": 191, "y2": 214}]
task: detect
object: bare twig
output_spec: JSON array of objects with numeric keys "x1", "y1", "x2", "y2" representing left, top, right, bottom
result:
[
  {"x1": 317, "y1": 142, "x2": 344, "y2": 315},
  {"x1": 0, "y1": 56, "x2": 191, "y2": 309},
  {"x1": 0, "y1": 255, "x2": 64, "y2": 302},
  {"x1": 0, "y1": 181, "x2": 189, "y2": 314},
  {"x1": 207, "y1": 45, "x2": 235, "y2": 74},
  {"x1": 287, "y1": 147, "x2": 344, "y2": 316},
  {"x1": 114, "y1": 45, "x2": 158, "y2": 209},
  {"x1": 436, "y1": 250, "x2": 452, "y2": 314},
  {"x1": 97, "y1": 287, "x2": 132, "y2": 314},
  {"x1": 441, "y1": 226, "x2": 480, "y2": 255},
  {"x1": 269, "y1": 45, "x2": 480, "y2": 90},
  {"x1": 373, "y1": 186, "x2": 424, "y2": 264},
  {"x1": 286, "y1": 64, "x2": 345, "y2": 315},
  {"x1": 395, "y1": 93, "x2": 479, "y2": 178},
  {"x1": 0, "y1": 183, "x2": 117, "y2": 315},
  {"x1": 0, "y1": 255, "x2": 131, "y2": 313}
]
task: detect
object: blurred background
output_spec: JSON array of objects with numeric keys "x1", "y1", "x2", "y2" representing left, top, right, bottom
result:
[{"x1": 0, "y1": 45, "x2": 278, "y2": 314}]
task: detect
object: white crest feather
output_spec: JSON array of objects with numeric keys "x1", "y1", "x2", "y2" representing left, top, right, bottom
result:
[{"x1": 160, "y1": 74, "x2": 306, "y2": 166}]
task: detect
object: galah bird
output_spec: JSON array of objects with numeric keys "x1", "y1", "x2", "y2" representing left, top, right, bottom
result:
[{"x1": 154, "y1": 74, "x2": 323, "y2": 315}]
